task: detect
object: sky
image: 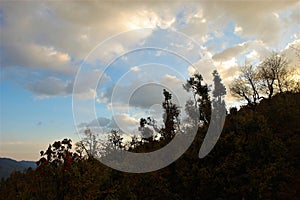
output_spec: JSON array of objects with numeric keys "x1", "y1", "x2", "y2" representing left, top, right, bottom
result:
[{"x1": 0, "y1": 1, "x2": 299, "y2": 161}]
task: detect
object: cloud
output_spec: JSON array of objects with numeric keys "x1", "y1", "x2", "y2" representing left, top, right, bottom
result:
[
  {"x1": 1, "y1": 42, "x2": 77, "y2": 74},
  {"x1": 113, "y1": 113, "x2": 139, "y2": 127},
  {"x1": 212, "y1": 41, "x2": 270, "y2": 62},
  {"x1": 25, "y1": 77, "x2": 71, "y2": 98},
  {"x1": 211, "y1": 40, "x2": 271, "y2": 67},
  {"x1": 174, "y1": 7, "x2": 209, "y2": 41},
  {"x1": 74, "y1": 88, "x2": 97, "y2": 101},
  {"x1": 212, "y1": 44, "x2": 248, "y2": 62},
  {"x1": 1, "y1": 1, "x2": 299, "y2": 101},
  {"x1": 1, "y1": 1, "x2": 181, "y2": 70},
  {"x1": 105, "y1": 113, "x2": 140, "y2": 134},
  {"x1": 20, "y1": 69, "x2": 110, "y2": 99},
  {"x1": 101, "y1": 73, "x2": 188, "y2": 111},
  {"x1": 212, "y1": 39, "x2": 300, "y2": 108},
  {"x1": 161, "y1": 74, "x2": 181, "y2": 85},
  {"x1": 104, "y1": 82, "x2": 168, "y2": 109},
  {"x1": 189, "y1": 58, "x2": 216, "y2": 83},
  {"x1": 1, "y1": 3, "x2": 77, "y2": 74},
  {"x1": 1, "y1": 1, "x2": 186, "y2": 100},
  {"x1": 73, "y1": 70, "x2": 111, "y2": 100},
  {"x1": 130, "y1": 66, "x2": 140, "y2": 72},
  {"x1": 79, "y1": 114, "x2": 140, "y2": 134},
  {"x1": 2, "y1": 1, "x2": 298, "y2": 69},
  {"x1": 129, "y1": 83, "x2": 168, "y2": 108},
  {"x1": 87, "y1": 117, "x2": 111, "y2": 127},
  {"x1": 203, "y1": 1, "x2": 299, "y2": 45},
  {"x1": 281, "y1": 39, "x2": 300, "y2": 68}
]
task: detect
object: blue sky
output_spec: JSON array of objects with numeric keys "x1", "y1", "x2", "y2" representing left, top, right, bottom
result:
[{"x1": 0, "y1": 1, "x2": 299, "y2": 161}]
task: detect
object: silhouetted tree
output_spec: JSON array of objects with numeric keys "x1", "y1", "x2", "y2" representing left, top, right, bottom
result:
[
  {"x1": 230, "y1": 64, "x2": 261, "y2": 106},
  {"x1": 212, "y1": 70, "x2": 227, "y2": 121},
  {"x1": 257, "y1": 52, "x2": 289, "y2": 97},
  {"x1": 138, "y1": 117, "x2": 158, "y2": 142},
  {"x1": 212, "y1": 70, "x2": 226, "y2": 100},
  {"x1": 183, "y1": 73, "x2": 211, "y2": 125},
  {"x1": 231, "y1": 53, "x2": 299, "y2": 104},
  {"x1": 160, "y1": 89, "x2": 180, "y2": 141},
  {"x1": 77, "y1": 127, "x2": 103, "y2": 158},
  {"x1": 36, "y1": 138, "x2": 82, "y2": 199},
  {"x1": 108, "y1": 129, "x2": 124, "y2": 150},
  {"x1": 2, "y1": 69, "x2": 300, "y2": 200}
]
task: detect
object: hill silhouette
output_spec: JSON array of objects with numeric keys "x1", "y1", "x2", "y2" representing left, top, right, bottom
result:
[
  {"x1": 0, "y1": 92, "x2": 299, "y2": 199},
  {"x1": 0, "y1": 158, "x2": 36, "y2": 179}
]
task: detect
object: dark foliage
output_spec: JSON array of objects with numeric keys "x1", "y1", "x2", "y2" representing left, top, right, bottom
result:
[{"x1": 1, "y1": 92, "x2": 299, "y2": 199}]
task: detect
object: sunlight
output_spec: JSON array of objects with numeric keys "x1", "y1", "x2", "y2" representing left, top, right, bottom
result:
[
  {"x1": 126, "y1": 11, "x2": 175, "y2": 30},
  {"x1": 126, "y1": 13, "x2": 158, "y2": 30}
]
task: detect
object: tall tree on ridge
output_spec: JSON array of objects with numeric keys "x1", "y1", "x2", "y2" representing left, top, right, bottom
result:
[{"x1": 183, "y1": 73, "x2": 211, "y2": 126}]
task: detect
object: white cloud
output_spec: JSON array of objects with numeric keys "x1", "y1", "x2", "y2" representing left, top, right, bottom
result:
[
  {"x1": 111, "y1": 113, "x2": 140, "y2": 133},
  {"x1": 2, "y1": 1, "x2": 298, "y2": 69},
  {"x1": 114, "y1": 113, "x2": 139, "y2": 126},
  {"x1": 188, "y1": 66, "x2": 196, "y2": 76},
  {"x1": 214, "y1": 58, "x2": 238, "y2": 70},
  {"x1": 212, "y1": 44, "x2": 248, "y2": 62},
  {"x1": 212, "y1": 40, "x2": 270, "y2": 63},
  {"x1": 281, "y1": 39, "x2": 300, "y2": 68},
  {"x1": 126, "y1": 10, "x2": 176, "y2": 30},
  {"x1": 203, "y1": 1, "x2": 299, "y2": 45},
  {"x1": 190, "y1": 58, "x2": 216, "y2": 83},
  {"x1": 130, "y1": 66, "x2": 140, "y2": 72},
  {"x1": 73, "y1": 88, "x2": 97, "y2": 101},
  {"x1": 96, "y1": 92, "x2": 109, "y2": 104},
  {"x1": 73, "y1": 70, "x2": 111, "y2": 100},
  {"x1": 161, "y1": 74, "x2": 181, "y2": 85},
  {"x1": 234, "y1": 25, "x2": 243, "y2": 35},
  {"x1": 2, "y1": 43, "x2": 76, "y2": 74},
  {"x1": 1, "y1": 1, "x2": 299, "y2": 101},
  {"x1": 246, "y1": 50, "x2": 260, "y2": 64},
  {"x1": 79, "y1": 114, "x2": 139, "y2": 133}
]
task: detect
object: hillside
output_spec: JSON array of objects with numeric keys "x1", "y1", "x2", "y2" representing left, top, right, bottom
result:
[
  {"x1": 0, "y1": 158, "x2": 36, "y2": 179},
  {"x1": 0, "y1": 92, "x2": 299, "y2": 199}
]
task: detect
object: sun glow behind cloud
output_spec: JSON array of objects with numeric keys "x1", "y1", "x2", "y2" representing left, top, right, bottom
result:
[{"x1": 126, "y1": 11, "x2": 175, "y2": 30}]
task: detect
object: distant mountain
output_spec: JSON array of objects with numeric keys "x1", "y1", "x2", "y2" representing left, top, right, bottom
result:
[{"x1": 0, "y1": 158, "x2": 36, "y2": 179}]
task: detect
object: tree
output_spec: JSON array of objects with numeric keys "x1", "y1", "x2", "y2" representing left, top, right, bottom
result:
[
  {"x1": 108, "y1": 129, "x2": 124, "y2": 150},
  {"x1": 37, "y1": 138, "x2": 81, "y2": 168},
  {"x1": 212, "y1": 70, "x2": 226, "y2": 116},
  {"x1": 160, "y1": 89, "x2": 181, "y2": 141},
  {"x1": 212, "y1": 70, "x2": 226, "y2": 101},
  {"x1": 36, "y1": 139, "x2": 82, "y2": 199},
  {"x1": 184, "y1": 99, "x2": 199, "y2": 126},
  {"x1": 257, "y1": 52, "x2": 289, "y2": 97},
  {"x1": 183, "y1": 73, "x2": 211, "y2": 125},
  {"x1": 1, "y1": 93, "x2": 299, "y2": 199},
  {"x1": 231, "y1": 53, "x2": 298, "y2": 104},
  {"x1": 230, "y1": 64, "x2": 261, "y2": 106},
  {"x1": 198, "y1": 71, "x2": 227, "y2": 158},
  {"x1": 79, "y1": 127, "x2": 102, "y2": 158},
  {"x1": 138, "y1": 117, "x2": 160, "y2": 142}
]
